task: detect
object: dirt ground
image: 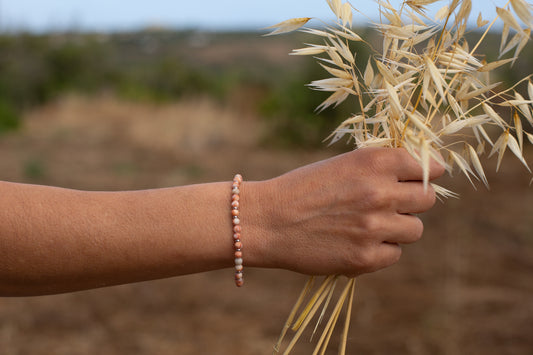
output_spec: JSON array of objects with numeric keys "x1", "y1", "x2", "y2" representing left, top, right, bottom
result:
[{"x1": 0, "y1": 94, "x2": 532, "y2": 355}]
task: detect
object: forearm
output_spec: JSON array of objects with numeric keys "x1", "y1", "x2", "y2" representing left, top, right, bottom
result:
[
  {"x1": 0, "y1": 149, "x2": 445, "y2": 296},
  {"x1": 0, "y1": 181, "x2": 270, "y2": 296}
]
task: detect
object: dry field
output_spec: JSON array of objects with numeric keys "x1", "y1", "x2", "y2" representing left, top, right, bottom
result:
[{"x1": 0, "y1": 94, "x2": 532, "y2": 355}]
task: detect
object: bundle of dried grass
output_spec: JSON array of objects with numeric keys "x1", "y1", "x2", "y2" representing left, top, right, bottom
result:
[{"x1": 267, "y1": 0, "x2": 533, "y2": 353}]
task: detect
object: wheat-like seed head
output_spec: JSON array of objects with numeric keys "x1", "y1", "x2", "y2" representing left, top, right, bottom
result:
[
  {"x1": 267, "y1": 0, "x2": 533, "y2": 194},
  {"x1": 270, "y1": 1, "x2": 533, "y2": 354}
]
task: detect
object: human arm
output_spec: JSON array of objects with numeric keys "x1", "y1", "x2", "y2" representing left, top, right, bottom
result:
[
  {"x1": 0, "y1": 180, "x2": 242, "y2": 296},
  {"x1": 0, "y1": 148, "x2": 444, "y2": 296}
]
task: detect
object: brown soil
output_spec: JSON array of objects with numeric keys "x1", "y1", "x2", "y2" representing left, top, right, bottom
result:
[{"x1": 0, "y1": 94, "x2": 532, "y2": 355}]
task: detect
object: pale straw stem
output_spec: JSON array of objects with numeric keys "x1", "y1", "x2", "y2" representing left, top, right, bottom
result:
[
  {"x1": 338, "y1": 278, "x2": 356, "y2": 355},
  {"x1": 273, "y1": 276, "x2": 316, "y2": 354},
  {"x1": 282, "y1": 277, "x2": 338, "y2": 355}
]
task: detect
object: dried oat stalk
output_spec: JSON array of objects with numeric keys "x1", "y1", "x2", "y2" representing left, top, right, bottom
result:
[{"x1": 269, "y1": 0, "x2": 533, "y2": 353}]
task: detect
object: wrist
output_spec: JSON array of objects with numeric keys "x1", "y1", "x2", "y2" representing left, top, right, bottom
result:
[{"x1": 239, "y1": 179, "x2": 280, "y2": 270}]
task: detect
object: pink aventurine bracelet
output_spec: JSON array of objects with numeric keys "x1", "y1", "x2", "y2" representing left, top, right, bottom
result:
[{"x1": 231, "y1": 174, "x2": 244, "y2": 287}]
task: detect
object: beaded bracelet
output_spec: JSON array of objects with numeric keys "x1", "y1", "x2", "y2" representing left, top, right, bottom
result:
[{"x1": 231, "y1": 174, "x2": 244, "y2": 287}]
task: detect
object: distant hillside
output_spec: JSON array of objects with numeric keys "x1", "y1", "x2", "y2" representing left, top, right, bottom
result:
[{"x1": 0, "y1": 29, "x2": 531, "y2": 145}]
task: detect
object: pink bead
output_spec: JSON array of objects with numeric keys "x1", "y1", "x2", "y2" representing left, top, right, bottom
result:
[
  {"x1": 235, "y1": 279, "x2": 244, "y2": 287},
  {"x1": 232, "y1": 209, "x2": 240, "y2": 217},
  {"x1": 233, "y1": 233, "x2": 241, "y2": 240},
  {"x1": 231, "y1": 200, "x2": 239, "y2": 208},
  {"x1": 234, "y1": 241, "x2": 243, "y2": 250},
  {"x1": 231, "y1": 194, "x2": 240, "y2": 202},
  {"x1": 235, "y1": 251, "x2": 243, "y2": 258},
  {"x1": 235, "y1": 264, "x2": 243, "y2": 272},
  {"x1": 233, "y1": 225, "x2": 241, "y2": 233}
]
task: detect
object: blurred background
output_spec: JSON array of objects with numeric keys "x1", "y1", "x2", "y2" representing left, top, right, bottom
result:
[{"x1": 0, "y1": 1, "x2": 532, "y2": 354}]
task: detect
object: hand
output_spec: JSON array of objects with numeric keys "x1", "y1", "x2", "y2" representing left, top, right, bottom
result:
[{"x1": 244, "y1": 148, "x2": 445, "y2": 277}]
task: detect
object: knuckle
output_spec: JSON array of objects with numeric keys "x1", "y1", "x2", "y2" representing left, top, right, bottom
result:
[
  {"x1": 364, "y1": 185, "x2": 389, "y2": 209},
  {"x1": 352, "y1": 249, "x2": 376, "y2": 273},
  {"x1": 338, "y1": 243, "x2": 375, "y2": 275},
  {"x1": 360, "y1": 214, "x2": 383, "y2": 237},
  {"x1": 390, "y1": 148, "x2": 414, "y2": 169},
  {"x1": 367, "y1": 148, "x2": 392, "y2": 172},
  {"x1": 344, "y1": 244, "x2": 405, "y2": 276}
]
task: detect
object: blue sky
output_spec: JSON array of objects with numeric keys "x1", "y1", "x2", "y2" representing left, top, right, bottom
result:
[{"x1": 0, "y1": 1, "x2": 501, "y2": 32}]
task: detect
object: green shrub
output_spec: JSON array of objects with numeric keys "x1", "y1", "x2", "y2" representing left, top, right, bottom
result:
[{"x1": 0, "y1": 99, "x2": 20, "y2": 132}]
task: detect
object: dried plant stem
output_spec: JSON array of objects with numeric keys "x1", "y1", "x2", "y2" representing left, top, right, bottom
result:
[
  {"x1": 273, "y1": 276, "x2": 357, "y2": 355},
  {"x1": 292, "y1": 275, "x2": 337, "y2": 331},
  {"x1": 311, "y1": 277, "x2": 339, "y2": 340},
  {"x1": 338, "y1": 278, "x2": 356, "y2": 355},
  {"x1": 425, "y1": 9, "x2": 506, "y2": 126},
  {"x1": 313, "y1": 279, "x2": 354, "y2": 355},
  {"x1": 470, "y1": 1, "x2": 510, "y2": 55},
  {"x1": 281, "y1": 277, "x2": 338, "y2": 355},
  {"x1": 273, "y1": 276, "x2": 316, "y2": 354}
]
